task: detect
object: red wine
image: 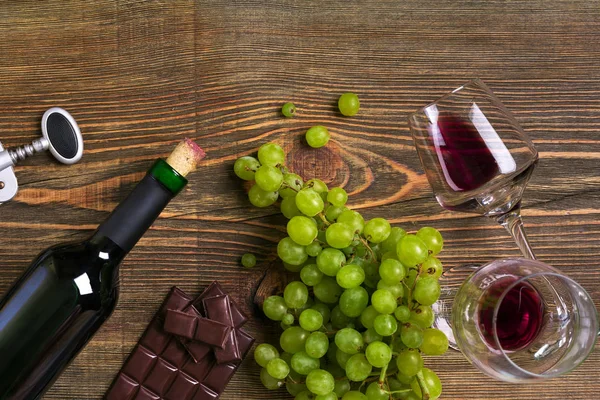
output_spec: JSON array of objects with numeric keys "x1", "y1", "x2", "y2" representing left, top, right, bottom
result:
[{"x1": 478, "y1": 276, "x2": 544, "y2": 351}]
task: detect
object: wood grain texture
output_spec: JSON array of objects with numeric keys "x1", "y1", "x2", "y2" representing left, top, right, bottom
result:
[{"x1": 0, "y1": 0, "x2": 599, "y2": 398}]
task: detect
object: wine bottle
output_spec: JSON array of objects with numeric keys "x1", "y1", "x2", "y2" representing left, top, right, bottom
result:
[{"x1": 0, "y1": 139, "x2": 205, "y2": 399}]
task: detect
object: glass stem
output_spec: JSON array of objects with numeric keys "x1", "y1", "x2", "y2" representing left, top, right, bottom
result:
[{"x1": 495, "y1": 207, "x2": 536, "y2": 260}]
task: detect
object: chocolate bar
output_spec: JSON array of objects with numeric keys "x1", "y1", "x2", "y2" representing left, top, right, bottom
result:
[
  {"x1": 105, "y1": 286, "x2": 254, "y2": 400},
  {"x1": 164, "y1": 309, "x2": 230, "y2": 349}
]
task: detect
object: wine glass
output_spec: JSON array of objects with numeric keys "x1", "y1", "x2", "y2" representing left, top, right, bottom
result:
[{"x1": 453, "y1": 258, "x2": 598, "y2": 382}]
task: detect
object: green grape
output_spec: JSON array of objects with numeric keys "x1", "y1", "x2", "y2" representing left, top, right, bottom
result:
[
  {"x1": 306, "y1": 369, "x2": 335, "y2": 396},
  {"x1": 338, "y1": 92, "x2": 360, "y2": 117},
  {"x1": 396, "y1": 235, "x2": 429, "y2": 268},
  {"x1": 288, "y1": 216, "x2": 319, "y2": 246},
  {"x1": 281, "y1": 351, "x2": 294, "y2": 365},
  {"x1": 400, "y1": 323, "x2": 424, "y2": 349},
  {"x1": 335, "y1": 328, "x2": 364, "y2": 355},
  {"x1": 299, "y1": 309, "x2": 324, "y2": 331},
  {"x1": 314, "y1": 276, "x2": 343, "y2": 304},
  {"x1": 234, "y1": 156, "x2": 261, "y2": 181},
  {"x1": 339, "y1": 286, "x2": 369, "y2": 318},
  {"x1": 396, "y1": 371, "x2": 416, "y2": 385},
  {"x1": 306, "y1": 126, "x2": 330, "y2": 148},
  {"x1": 297, "y1": 297, "x2": 315, "y2": 314},
  {"x1": 306, "y1": 242, "x2": 324, "y2": 257},
  {"x1": 315, "y1": 393, "x2": 338, "y2": 400},
  {"x1": 378, "y1": 259, "x2": 406, "y2": 284},
  {"x1": 263, "y1": 295, "x2": 288, "y2": 321},
  {"x1": 326, "y1": 222, "x2": 355, "y2": 249},
  {"x1": 281, "y1": 322, "x2": 293, "y2": 330},
  {"x1": 337, "y1": 210, "x2": 365, "y2": 234},
  {"x1": 365, "y1": 341, "x2": 392, "y2": 368},
  {"x1": 255, "y1": 165, "x2": 284, "y2": 192},
  {"x1": 291, "y1": 351, "x2": 320, "y2": 375},
  {"x1": 363, "y1": 218, "x2": 391, "y2": 243},
  {"x1": 327, "y1": 187, "x2": 348, "y2": 207},
  {"x1": 331, "y1": 306, "x2": 354, "y2": 329},
  {"x1": 295, "y1": 391, "x2": 312, "y2": 400},
  {"x1": 282, "y1": 102, "x2": 297, "y2": 117},
  {"x1": 410, "y1": 368, "x2": 442, "y2": 400},
  {"x1": 285, "y1": 261, "x2": 306, "y2": 273},
  {"x1": 380, "y1": 251, "x2": 398, "y2": 261},
  {"x1": 325, "y1": 205, "x2": 346, "y2": 221},
  {"x1": 405, "y1": 269, "x2": 418, "y2": 289},
  {"x1": 282, "y1": 196, "x2": 303, "y2": 219},
  {"x1": 359, "y1": 306, "x2": 380, "y2": 330},
  {"x1": 366, "y1": 382, "x2": 389, "y2": 400},
  {"x1": 305, "y1": 331, "x2": 329, "y2": 358},
  {"x1": 306, "y1": 178, "x2": 329, "y2": 199},
  {"x1": 362, "y1": 327, "x2": 383, "y2": 344},
  {"x1": 254, "y1": 343, "x2": 280, "y2": 367},
  {"x1": 248, "y1": 184, "x2": 279, "y2": 208},
  {"x1": 336, "y1": 348, "x2": 353, "y2": 369},
  {"x1": 420, "y1": 256, "x2": 443, "y2": 279},
  {"x1": 345, "y1": 353, "x2": 372, "y2": 382},
  {"x1": 267, "y1": 358, "x2": 290, "y2": 380},
  {"x1": 371, "y1": 289, "x2": 397, "y2": 314},
  {"x1": 373, "y1": 314, "x2": 398, "y2": 336},
  {"x1": 316, "y1": 248, "x2": 346, "y2": 276},
  {"x1": 394, "y1": 305, "x2": 411, "y2": 323},
  {"x1": 278, "y1": 237, "x2": 308, "y2": 266},
  {"x1": 334, "y1": 378, "x2": 351, "y2": 398},
  {"x1": 241, "y1": 253, "x2": 257, "y2": 268},
  {"x1": 311, "y1": 302, "x2": 331, "y2": 324},
  {"x1": 396, "y1": 350, "x2": 423, "y2": 377},
  {"x1": 410, "y1": 305, "x2": 434, "y2": 329},
  {"x1": 413, "y1": 277, "x2": 440, "y2": 306},
  {"x1": 376, "y1": 281, "x2": 404, "y2": 299},
  {"x1": 296, "y1": 188, "x2": 325, "y2": 216},
  {"x1": 281, "y1": 173, "x2": 304, "y2": 198},
  {"x1": 336, "y1": 264, "x2": 365, "y2": 289},
  {"x1": 280, "y1": 326, "x2": 310, "y2": 354},
  {"x1": 416, "y1": 227, "x2": 443, "y2": 255},
  {"x1": 288, "y1": 379, "x2": 308, "y2": 397},
  {"x1": 301, "y1": 264, "x2": 324, "y2": 286},
  {"x1": 260, "y1": 367, "x2": 282, "y2": 390},
  {"x1": 284, "y1": 281, "x2": 309, "y2": 309},
  {"x1": 343, "y1": 392, "x2": 368, "y2": 400},
  {"x1": 258, "y1": 142, "x2": 286, "y2": 167},
  {"x1": 283, "y1": 313, "x2": 295, "y2": 325},
  {"x1": 380, "y1": 227, "x2": 407, "y2": 255},
  {"x1": 420, "y1": 328, "x2": 449, "y2": 356}
]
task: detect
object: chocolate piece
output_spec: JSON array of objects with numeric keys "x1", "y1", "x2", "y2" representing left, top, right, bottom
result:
[
  {"x1": 193, "y1": 282, "x2": 248, "y2": 328},
  {"x1": 203, "y1": 363, "x2": 237, "y2": 394},
  {"x1": 123, "y1": 346, "x2": 157, "y2": 383},
  {"x1": 192, "y1": 385, "x2": 219, "y2": 400},
  {"x1": 106, "y1": 374, "x2": 139, "y2": 400},
  {"x1": 195, "y1": 317, "x2": 231, "y2": 349},
  {"x1": 236, "y1": 329, "x2": 255, "y2": 359},
  {"x1": 164, "y1": 310, "x2": 197, "y2": 340},
  {"x1": 203, "y1": 295, "x2": 241, "y2": 364},
  {"x1": 181, "y1": 340, "x2": 212, "y2": 364}
]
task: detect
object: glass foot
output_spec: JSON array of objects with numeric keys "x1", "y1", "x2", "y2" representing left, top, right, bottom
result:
[{"x1": 432, "y1": 264, "x2": 481, "y2": 350}]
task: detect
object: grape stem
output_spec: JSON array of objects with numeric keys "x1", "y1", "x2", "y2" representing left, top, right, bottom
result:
[
  {"x1": 317, "y1": 212, "x2": 331, "y2": 226},
  {"x1": 356, "y1": 235, "x2": 377, "y2": 261},
  {"x1": 378, "y1": 363, "x2": 389, "y2": 385},
  {"x1": 416, "y1": 369, "x2": 431, "y2": 400}
]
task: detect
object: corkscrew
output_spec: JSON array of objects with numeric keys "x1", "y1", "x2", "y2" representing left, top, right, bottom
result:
[{"x1": 0, "y1": 107, "x2": 83, "y2": 203}]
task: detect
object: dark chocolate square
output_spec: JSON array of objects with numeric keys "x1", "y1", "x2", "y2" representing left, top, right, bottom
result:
[
  {"x1": 164, "y1": 372, "x2": 199, "y2": 400},
  {"x1": 191, "y1": 384, "x2": 219, "y2": 400},
  {"x1": 133, "y1": 387, "x2": 160, "y2": 400},
  {"x1": 144, "y1": 359, "x2": 178, "y2": 396},
  {"x1": 203, "y1": 363, "x2": 237, "y2": 394},
  {"x1": 123, "y1": 346, "x2": 157, "y2": 383},
  {"x1": 141, "y1": 320, "x2": 172, "y2": 355},
  {"x1": 106, "y1": 374, "x2": 139, "y2": 400},
  {"x1": 194, "y1": 317, "x2": 230, "y2": 349},
  {"x1": 164, "y1": 309, "x2": 197, "y2": 339},
  {"x1": 161, "y1": 339, "x2": 188, "y2": 368}
]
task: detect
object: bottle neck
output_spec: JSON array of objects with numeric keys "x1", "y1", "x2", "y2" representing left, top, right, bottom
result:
[{"x1": 94, "y1": 159, "x2": 187, "y2": 253}]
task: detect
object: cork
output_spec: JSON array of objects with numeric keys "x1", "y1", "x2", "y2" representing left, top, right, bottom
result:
[{"x1": 166, "y1": 138, "x2": 206, "y2": 177}]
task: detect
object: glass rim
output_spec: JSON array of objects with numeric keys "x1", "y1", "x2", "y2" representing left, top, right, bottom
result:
[{"x1": 491, "y1": 270, "x2": 598, "y2": 379}]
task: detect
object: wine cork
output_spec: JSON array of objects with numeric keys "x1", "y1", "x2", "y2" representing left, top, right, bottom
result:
[{"x1": 166, "y1": 138, "x2": 206, "y2": 177}]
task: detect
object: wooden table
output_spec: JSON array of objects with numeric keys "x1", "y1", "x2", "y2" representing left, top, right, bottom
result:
[{"x1": 0, "y1": 1, "x2": 599, "y2": 399}]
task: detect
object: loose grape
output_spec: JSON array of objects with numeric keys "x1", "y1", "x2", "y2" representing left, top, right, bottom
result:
[
  {"x1": 314, "y1": 276, "x2": 343, "y2": 304},
  {"x1": 334, "y1": 379, "x2": 351, "y2": 398},
  {"x1": 282, "y1": 313, "x2": 295, "y2": 325},
  {"x1": 299, "y1": 309, "x2": 324, "y2": 331},
  {"x1": 345, "y1": 353, "x2": 372, "y2": 382},
  {"x1": 337, "y1": 210, "x2": 365, "y2": 234},
  {"x1": 396, "y1": 350, "x2": 423, "y2": 377},
  {"x1": 413, "y1": 276, "x2": 441, "y2": 306},
  {"x1": 396, "y1": 235, "x2": 429, "y2": 268},
  {"x1": 380, "y1": 227, "x2": 407, "y2": 254},
  {"x1": 255, "y1": 165, "x2": 284, "y2": 192},
  {"x1": 280, "y1": 326, "x2": 310, "y2": 354},
  {"x1": 241, "y1": 253, "x2": 257, "y2": 268},
  {"x1": 331, "y1": 306, "x2": 354, "y2": 329},
  {"x1": 305, "y1": 331, "x2": 329, "y2": 359},
  {"x1": 394, "y1": 305, "x2": 411, "y2": 323},
  {"x1": 291, "y1": 351, "x2": 320, "y2": 375},
  {"x1": 281, "y1": 173, "x2": 304, "y2": 198},
  {"x1": 315, "y1": 393, "x2": 338, "y2": 400},
  {"x1": 254, "y1": 343, "x2": 280, "y2": 367},
  {"x1": 258, "y1": 142, "x2": 285, "y2": 167},
  {"x1": 311, "y1": 302, "x2": 331, "y2": 324},
  {"x1": 248, "y1": 184, "x2": 279, "y2": 208},
  {"x1": 306, "y1": 126, "x2": 330, "y2": 148},
  {"x1": 234, "y1": 156, "x2": 261, "y2": 181},
  {"x1": 400, "y1": 323, "x2": 424, "y2": 349},
  {"x1": 296, "y1": 188, "x2": 325, "y2": 216},
  {"x1": 263, "y1": 295, "x2": 287, "y2": 321},
  {"x1": 278, "y1": 237, "x2": 308, "y2": 266},
  {"x1": 288, "y1": 216, "x2": 319, "y2": 246},
  {"x1": 306, "y1": 369, "x2": 335, "y2": 396},
  {"x1": 343, "y1": 392, "x2": 368, "y2": 400},
  {"x1": 327, "y1": 187, "x2": 348, "y2": 207},
  {"x1": 338, "y1": 92, "x2": 360, "y2": 117},
  {"x1": 325, "y1": 205, "x2": 346, "y2": 221},
  {"x1": 379, "y1": 259, "x2": 406, "y2": 284},
  {"x1": 376, "y1": 281, "x2": 404, "y2": 299},
  {"x1": 260, "y1": 367, "x2": 282, "y2": 390},
  {"x1": 336, "y1": 264, "x2": 366, "y2": 289},
  {"x1": 362, "y1": 328, "x2": 383, "y2": 344},
  {"x1": 335, "y1": 328, "x2": 364, "y2": 355},
  {"x1": 363, "y1": 218, "x2": 391, "y2": 243},
  {"x1": 306, "y1": 242, "x2": 323, "y2": 257},
  {"x1": 295, "y1": 391, "x2": 312, "y2": 400},
  {"x1": 284, "y1": 281, "x2": 309, "y2": 309},
  {"x1": 316, "y1": 247, "x2": 346, "y2": 276},
  {"x1": 282, "y1": 196, "x2": 303, "y2": 219},
  {"x1": 365, "y1": 341, "x2": 392, "y2": 368},
  {"x1": 373, "y1": 314, "x2": 398, "y2": 336},
  {"x1": 288, "y1": 380, "x2": 308, "y2": 396},
  {"x1": 421, "y1": 256, "x2": 443, "y2": 279},
  {"x1": 410, "y1": 305, "x2": 434, "y2": 329},
  {"x1": 301, "y1": 264, "x2": 324, "y2": 286},
  {"x1": 282, "y1": 102, "x2": 297, "y2": 117},
  {"x1": 416, "y1": 227, "x2": 444, "y2": 255},
  {"x1": 267, "y1": 358, "x2": 290, "y2": 379},
  {"x1": 336, "y1": 348, "x2": 353, "y2": 369},
  {"x1": 365, "y1": 382, "x2": 388, "y2": 400},
  {"x1": 410, "y1": 368, "x2": 442, "y2": 400},
  {"x1": 371, "y1": 289, "x2": 397, "y2": 314},
  {"x1": 420, "y1": 328, "x2": 449, "y2": 355},
  {"x1": 326, "y1": 222, "x2": 355, "y2": 249},
  {"x1": 359, "y1": 306, "x2": 380, "y2": 330},
  {"x1": 339, "y1": 286, "x2": 369, "y2": 318}
]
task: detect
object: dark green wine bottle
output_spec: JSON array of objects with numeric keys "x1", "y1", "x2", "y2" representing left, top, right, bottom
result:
[{"x1": 0, "y1": 158, "x2": 187, "y2": 399}]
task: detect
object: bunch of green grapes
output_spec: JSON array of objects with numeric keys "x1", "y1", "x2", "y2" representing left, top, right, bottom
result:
[{"x1": 235, "y1": 143, "x2": 448, "y2": 400}]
